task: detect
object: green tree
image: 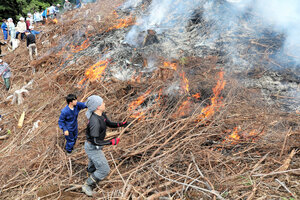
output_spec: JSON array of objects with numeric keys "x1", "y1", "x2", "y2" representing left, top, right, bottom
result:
[{"x1": 0, "y1": 0, "x2": 63, "y2": 22}]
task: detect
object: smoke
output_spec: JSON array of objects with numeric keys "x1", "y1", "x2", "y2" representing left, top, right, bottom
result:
[
  {"x1": 253, "y1": 0, "x2": 300, "y2": 60},
  {"x1": 203, "y1": 0, "x2": 300, "y2": 64},
  {"x1": 120, "y1": 0, "x2": 142, "y2": 10},
  {"x1": 125, "y1": 0, "x2": 203, "y2": 46}
]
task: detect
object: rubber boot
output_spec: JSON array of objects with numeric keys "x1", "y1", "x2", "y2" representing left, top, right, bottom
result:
[{"x1": 82, "y1": 175, "x2": 98, "y2": 197}]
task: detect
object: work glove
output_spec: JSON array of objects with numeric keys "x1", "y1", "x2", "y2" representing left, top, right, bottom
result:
[
  {"x1": 110, "y1": 138, "x2": 120, "y2": 145},
  {"x1": 117, "y1": 121, "x2": 128, "y2": 127}
]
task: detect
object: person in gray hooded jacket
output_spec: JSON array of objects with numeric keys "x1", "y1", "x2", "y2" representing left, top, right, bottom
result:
[
  {"x1": 82, "y1": 95, "x2": 128, "y2": 196},
  {"x1": 0, "y1": 59, "x2": 11, "y2": 90}
]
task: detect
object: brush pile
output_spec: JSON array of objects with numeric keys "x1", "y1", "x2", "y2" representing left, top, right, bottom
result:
[{"x1": 0, "y1": 0, "x2": 299, "y2": 199}]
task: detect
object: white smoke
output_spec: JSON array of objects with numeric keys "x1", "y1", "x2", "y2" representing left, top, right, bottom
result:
[
  {"x1": 253, "y1": 0, "x2": 300, "y2": 60},
  {"x1": 125, "y1": 0, "x2": 203, "y2": 45},
  {"x1": 123, "y1": 0, "x2": 300, "y2": 62},
  {"x1": 121, "y1": 0, "x2": 142, "y2": 10}
]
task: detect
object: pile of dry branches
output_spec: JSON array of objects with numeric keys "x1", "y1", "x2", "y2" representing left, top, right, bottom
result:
[{"x1": 0, "y1": 0, "x2": 299, "y2": 199}]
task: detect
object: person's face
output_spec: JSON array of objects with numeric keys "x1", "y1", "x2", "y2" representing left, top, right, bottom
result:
[
  {"x1": 71, "y1": 99, "x2": 77, "y2": 106},
  {"x1": 98, "y1": 102, "x2": 105, "y2": 112}
]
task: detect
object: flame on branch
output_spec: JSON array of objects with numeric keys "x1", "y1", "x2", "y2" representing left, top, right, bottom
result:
[
  {"x1": 71, "y1": 39, "x2": 90, "y2": 53},
  {"x1": 162, "y1": 61, "x2": 189, "y2": 94},
  {"x1": 198, "y1": 71, "x2": 226, "y2": 121},
  {"x1": 128, "y1": 89, "x2": 152, "y2": 119},
  {"x1": 223, "y1": 127, "x2": 264, "y2": 145},
  {"x1": 163, "y1": 62, "x2": 177, "y2": 70},
  {"x1": 107, "y1": 11, "x2": 136, "y2": 32},
  {"x1": 78, "y1": 60, "x2": 109, "y2": 85},
  {"x1": 173, "y1": 99, "x2": 192, "y2": 118},
  {"x1": 179, "y1": 72, "x2": 189, "y2": 93}
]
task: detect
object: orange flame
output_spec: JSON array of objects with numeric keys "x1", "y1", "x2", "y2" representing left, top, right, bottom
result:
[
  {"x1": 163, "y1": 61, "x2": 189, "y2": 93},
  {"x1": 198, "y1": 71, "x2": 226, "y2": 121},
  {"x1": 192, "y1": 93, "x2": 201, "y2": 99},
  {"x1": 179, "y1": 72, "x2": 189, "y2": 93},
  {"x1": 129, "y1": 89, "x2": 151, "y2": 111},
  {"x1": 78, "y1": 60, "x2": 109, "y2": 85},
  {"x1": 223, "y1": 127, "x2": 264, "y2": 144},
  {"x1": 129, "y1": 89, "x2": 152, "y2": 119},
  {"x1": 228, "y1": 127, "x2": 241, "y2": 142},
  {"x1": 107, "y1": 11, "x2": 135, "y2": 32},
  {"x1": 72, "y1": 39, "x2": 90, "y2": 53},
  {"x1": 163, "y1": 62, "x2": 177, "y2": 70},
  {"x1": 173, "y1": 100, "x2": 191, "y2": 118},
  {"x1": 53, "y1": 18, "x2": 58, "y2": 24}
]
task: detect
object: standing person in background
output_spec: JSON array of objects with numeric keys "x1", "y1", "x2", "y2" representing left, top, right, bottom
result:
[
  {"x1": 42, "y1": 8, "x2": 49, "y2": 23},
  {"x1": 16, "y1": 17, "x2": 26, "y2": 41},
  {"x1": 49, "y1": 4, "x2": 56, "y2": 19},
  {"x1": 1, "y1": 19, "x2": 8, "y2": 41},
  {"x1": 34, "y1": 11, "x2": 43, "y2": 24},
  {"x1": 54, "y1": 4, "x2": 61, "y2": 17},
  {"x1": 75, "y1": 0, "x2": 82, "y2": 9},
  {"x1": 7, "y1": 18, "x2": 16, "y2": 41},
  {"x1": 64, "y1": 0, "x2": 72, "y2": 11},
  {"x1": 58, "y1": 94, "x2": 87, "y2": 154},
  {"x1": 27, "y1": 13, "x2": 34, "y2": 27},
  {"x1": 0, "y1": 59, "x2": 11, "y2": 91},
  {"x1": 82, "y1": 95, "x2": 128, "y2": 196},
  {"x1": 25, "y1": 31, "x2": 38, "y2": 60}
]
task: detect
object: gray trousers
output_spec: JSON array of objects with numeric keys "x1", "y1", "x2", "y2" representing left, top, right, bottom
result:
[
  {"x1": 84, "y1": 141, "x2": 110, "y2": 181},
  {"x1": 28, "y1": 44, "x2": 38, "y2": 60}
]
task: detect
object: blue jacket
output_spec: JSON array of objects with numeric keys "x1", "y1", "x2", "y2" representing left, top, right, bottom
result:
[
  {"x1": 1, "y1": 23, "x2": 8, "y2": 32},
  {"x1": 30, "y1": 30, "x2": 41, "y2": 35},
  {"x1": 58, "y1": 102, "x2": 87, "y2": 132}
]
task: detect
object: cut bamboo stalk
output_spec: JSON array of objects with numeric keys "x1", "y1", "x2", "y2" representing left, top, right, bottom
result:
[{"x1": 18, "y1": 111, "x2": 25, "y2": 128}]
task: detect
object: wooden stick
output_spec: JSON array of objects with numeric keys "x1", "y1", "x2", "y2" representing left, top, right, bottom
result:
[
  {"x1": 252, "y1": 168, "x2": 300, "y2": 177},
  {"x1": 275, "y1": 179, "x2": 296, "y2": 198},
  {"x1": 279, "y1": 127, "x2": 292, "y2": 159}
]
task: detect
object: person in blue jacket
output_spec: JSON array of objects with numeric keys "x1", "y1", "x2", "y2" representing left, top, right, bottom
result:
[
  {"x1": 58, "y1": 94, "x2": 87, "y2": 154},
  {"x1": 1, "y1": 19, "x2": 8, "y2": 41},
  {"x1": 29, "y1": 26, "x2": 42, "y2": 36},
  {"x1": 75, "y1": 0, "x2": 82, "y2": 8}
]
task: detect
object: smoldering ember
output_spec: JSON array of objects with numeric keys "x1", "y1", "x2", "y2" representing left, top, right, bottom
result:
[{"x1": 0, "y1": 0, "x2": 299, "y2": 199}]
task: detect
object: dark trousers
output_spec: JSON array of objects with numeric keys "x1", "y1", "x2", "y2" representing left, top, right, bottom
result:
[
  {"x1": 64, "y1": 129, "x2": 78, "y2": 152},
  {"x1": 16, "y1": 32, "x2": 25, "y2": 40},
  {"x1": 0, "y1": 42, "x2": 5, "y2": 55}
]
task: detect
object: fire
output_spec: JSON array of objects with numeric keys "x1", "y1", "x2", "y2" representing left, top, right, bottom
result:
[
  {"x1": 173, "y1": 99, "x2": 191, "y2": 118},
  {"x1": 72, "y1": 39, "x2": 90, "y2": 53},
  {"x1": 129, "y1": 89, "x2": 151, "y2": 111},
  {"x1": 163, "y1": 62, "x2": 177, "y2": 70},
  {"x1": 198, "y1": 71, "x2": 226, "y2": 121},
  {"x1": 107, "y1": 11, "x2": 135, "y2": 32},
  {"x1": 179, "y1": 72, "x2": 189, "y2": 93},
  {"x1": 129, "y1": 89, "x2": 152, "y2": 119},
  {"x1": 53, "y1": 18, "x2": 58, "y2": 24},
  {"x1": 192, "y1": 93, "x2": 201, "y2": 99},
  {"x1": 223, "y1": 127, "x2": 264, "y2": 145},
  {"x1": 227, "y1": 127, "x2": 241, "y2": 143},
  {"x1": 78, "y1": 60, "x2": 109, "y2": 85},
  {"x1": 162, "y1": 61, "x2": 189, "y2": 93}
]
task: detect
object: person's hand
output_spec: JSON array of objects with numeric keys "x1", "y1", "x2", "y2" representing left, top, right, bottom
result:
[
  {"x1": 64, "y1": 130, "x2": 69, "y2": 136},
  {"x1": 118, "y1": 121, "x2": 128, "y2": 127},
  {"x1": 110, "y1": 138, "x2": 120, "y2": 145}
]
